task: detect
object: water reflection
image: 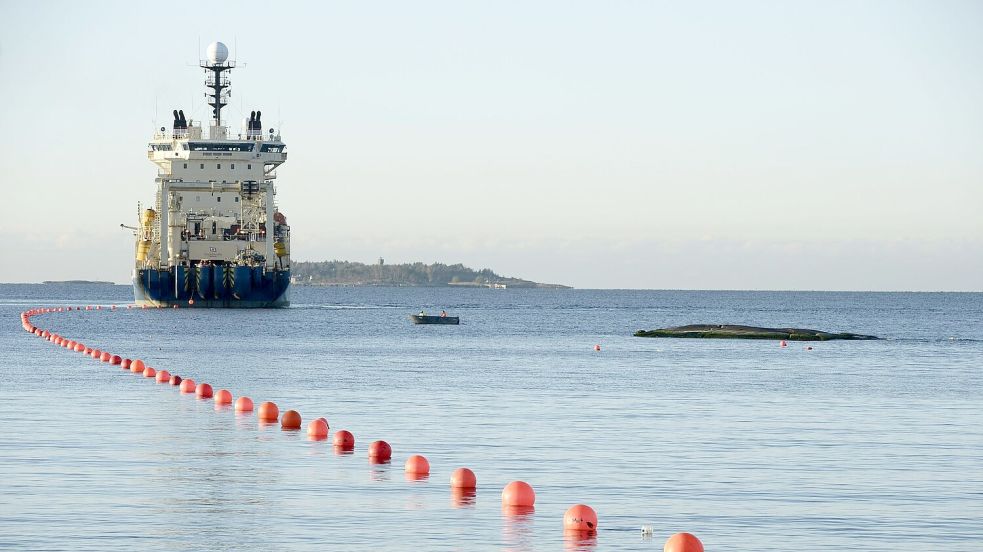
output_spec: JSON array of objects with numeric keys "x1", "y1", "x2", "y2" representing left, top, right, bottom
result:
[
  {"x1": 450, "y1": 487, "x2": 476, "y2": 508},
  {"x1": 404, "y1": 471, "x2": 429, "y2": 482},
  {"x1": 369, "y1": 464, "x2": 391, "y2": 482},
  {"x1": 333, "y1": 446, "x2": 354, "y2": 457},
  {"x1": 501, "y1": 505, "x2": 535, "y2": 550},
  {"x1": 562, "y1": 532, "x2": 598, "y2": 551}
]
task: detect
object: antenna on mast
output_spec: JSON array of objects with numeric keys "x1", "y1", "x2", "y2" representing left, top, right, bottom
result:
[{"x1": 201, "y1": 41, "x2": 235, "y2": 126}]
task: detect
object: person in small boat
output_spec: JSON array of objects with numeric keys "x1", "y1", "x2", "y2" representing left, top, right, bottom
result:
[
  {"x1": 440, "y1": 310, "x2": 447, "y2": 318},
  {"x1": 419, "y1": 310, "x2": 425, "y2": 316}
]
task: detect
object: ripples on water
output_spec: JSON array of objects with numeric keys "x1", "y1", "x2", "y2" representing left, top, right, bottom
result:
[{"x1": 1, "y1": 285, "x2": 981, "y2": 550}]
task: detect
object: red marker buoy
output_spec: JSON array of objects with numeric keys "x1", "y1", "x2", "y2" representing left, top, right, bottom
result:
[
  {"x1": 179, "y1": 379, "x2": 196, "y2": 393},
  {"x1": 664, "y1": 532, "x2": 704, "y2": 552},
  {"x1": 143, "y1": 367, "x2": 156, "y2": 378},
  {"x1": 155, "y1": 370, "x2": 171, "y2": 383},
  {"x1": 563, "y1": 504, "x2": 598, "y2": 534},
  {"x1": 593, "y1": 344, "x2": 601, "y2": 351},
  {"x1": 258, "y1": 401, "x2": 279, "y2": 422},
  {"x1": 450, "y1": 467, "x2": 477, "y2": 489},
  {"x1": 333, "y1": 430, "x2": 355, "y2": 450},
  {"x1": 214, "y1": 389, "x2": 233, "y2": 405},
  {"x1": 110, "y1": 355, "x2": 122, "y2": 365},
  {"x1": 780, "y1": 340, "x2": 788, "y2": 348},
  {"x1": 368, "y1": 440, "x2": 392, "y2": 461},
  {"x1": 235, "y1": 396, "x2": 254, "y2": 412},
  {"x1": 307, "y1": 418, "x2": 329, "y2": 440},
  {"x1": 169, "y1": 374, "x2": 182, "y2": 386},
  {"x1": 195, "y1": 383, "x2": 213, "y2": 399},
  {"x1": 502, "y1": 481, "x2": 535, "y2": 507},
  {"x1": 404, "y1": 455, "x2": 430, "y2": 475},
  {"x1": 281, "y1": 409, "x2": 302, "y2": 430},
  {"x1": 130, "y1": 359, "x2": 145, "y2": 373}
]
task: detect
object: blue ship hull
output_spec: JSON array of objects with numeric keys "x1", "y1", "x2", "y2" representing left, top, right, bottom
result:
[{"x1": 133, "y1": 266, "x2": 290, "y2": 308}]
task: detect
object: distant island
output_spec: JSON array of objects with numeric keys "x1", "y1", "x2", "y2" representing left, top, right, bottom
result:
[
  {"x1": 43, "y1": 280, "x2": 115, "y2": 285},
  {"x1": 291, "y1": 260, "x2": 569, "y2": 289}
]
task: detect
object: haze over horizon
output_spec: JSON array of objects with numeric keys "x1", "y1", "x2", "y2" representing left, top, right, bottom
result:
[{"x1": 1, "y1": 1, "x2": 980, "y2": 290}]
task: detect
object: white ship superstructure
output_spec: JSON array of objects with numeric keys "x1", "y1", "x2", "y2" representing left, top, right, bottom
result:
[{"x1": 133, "y1": 41, "x2": 291, "y2": 307}]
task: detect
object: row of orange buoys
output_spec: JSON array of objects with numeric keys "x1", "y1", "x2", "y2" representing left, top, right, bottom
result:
[{"x1": 19, "y1": 305, "x2": 704, "y2": 551}]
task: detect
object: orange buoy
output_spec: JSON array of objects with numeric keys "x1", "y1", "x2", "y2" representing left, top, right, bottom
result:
[
  {"x1": 258, "y1": 401, "x2": 279, "y2": 422},
  {"x1": 502, "y1": 481, "x2": 535, "y2": 507},
  {"x1": 121, "y1": 358, "x2": 131, "y2": 369},
  {"x1": 195, "y1": 383, "x2": 214, "y2": 399},
  {"x1": 110, "y1": 355, "x2": 122, "y2": 365},
  {"x1": 307, "y1": 418, "x2": 329, "y2": 439},
  {"x1": 281, "y1": 409, "x2": 302, "y2": 430},
  {"x1": 155, "y1": 370, "x2": 171, "y2": 383},
  {"x1": 368, "y1": 440, "x2": 392, "y2": 461},
  {"x1": 188, "y1": 299, "x2": 194, "y2": 305},
  {"x1": 235, "y1": 396, "x2": 254, "y2": 412},
  {"x1": 214, "y1": 389, "x2": 233, "y2": 405},
  {"x1": 563, "y1": 504, "x2": 598, "y2": 533},
  {"x1": 179, "y1": 379, "x2": 196, "y2": 393},
  {"x1": 594, "y1": 344, "x2": 601, "y2": 351},
  {"x1": 130, "y1": 359, "x2": 145, "y2": 373},
  {"x1": 83, "y1": 347, "x2": 92, "y2": 354},
  {"x1": 780, "y1": 340, "x2": 788, "y2": 347},
  {"x1": 74, "y1": 343, "x2": 85, "y2": 352},
  {"x1": 333, "y1": 429, "x2": 355, "y2": 449},
  {"x1": 404, "y1": 454, "x2": 430, "y2": 475},
  {"x1": 664, "y1": 532, "x2": 704, "y2": 552},
  {"x1": 450, "y1": 467, "x2": 477, "y2": 489},
  {"x1": 315, "y1": 416, "x2": 329, "y2": 428},
  {"x1": 90, "y1": 349, "x2": 101, "y2": 359},
  {"x1": 143, "y1": 367, "x2": 157, "y2": 378},
  {"x1": 169, "y1": 374, "x2": 182, "y2": 386}
]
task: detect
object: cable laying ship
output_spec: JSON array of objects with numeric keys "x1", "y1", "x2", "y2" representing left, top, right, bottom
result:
[{"x1": 133, "y1": 41, "x2": 290, "y2": 307}]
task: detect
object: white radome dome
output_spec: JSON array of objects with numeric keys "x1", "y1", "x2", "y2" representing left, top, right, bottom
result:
[{"x1": 206, "y1": 41, "x2": 229, "y2": 64}]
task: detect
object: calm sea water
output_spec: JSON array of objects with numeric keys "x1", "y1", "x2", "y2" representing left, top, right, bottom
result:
[{"x1": 1, "y1": 284, "x2": 981, "y2": 551}]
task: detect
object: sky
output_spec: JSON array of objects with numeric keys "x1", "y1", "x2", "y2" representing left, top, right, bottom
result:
[{"x1": 1, "y1": 1, "x2": 981, "y2": 290}]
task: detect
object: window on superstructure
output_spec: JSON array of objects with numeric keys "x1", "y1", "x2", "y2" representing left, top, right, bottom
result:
[
  {"x1": 217, "y1": 164, "x2": 221, "y2": 169},
  {"x1": 231, "y1": 164, "x2": 235, "y2": 170},
  {"x1": 200, "y1": 164, "x2": 204, "y2": 169},
  {"x1": 183, "y1": 163, "x2": 188, "y2": 169},
  {"x1": 234, "y1": 197, "x2": 239, "y2": 202},
  {"x1": 217, "y1": 196, "x2": 222, "y2": 202},
  {"x1": 248, "y1": 164, "x2": 252, "y2": 169}
]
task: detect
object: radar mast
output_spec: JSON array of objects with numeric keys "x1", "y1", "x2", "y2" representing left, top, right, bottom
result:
[{"x1": 201, "y1": 41, "x2": 234, "y2": 126}]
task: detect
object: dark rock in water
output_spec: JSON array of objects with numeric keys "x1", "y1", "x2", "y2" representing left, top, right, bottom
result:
[{"x1": 633, "y1": 324, "x2": 879, "y2": 341}]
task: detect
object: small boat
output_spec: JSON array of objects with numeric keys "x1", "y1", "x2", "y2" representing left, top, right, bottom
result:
[{"x1": 410, "y1": 314, "x2": 460, "y2": 325}]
